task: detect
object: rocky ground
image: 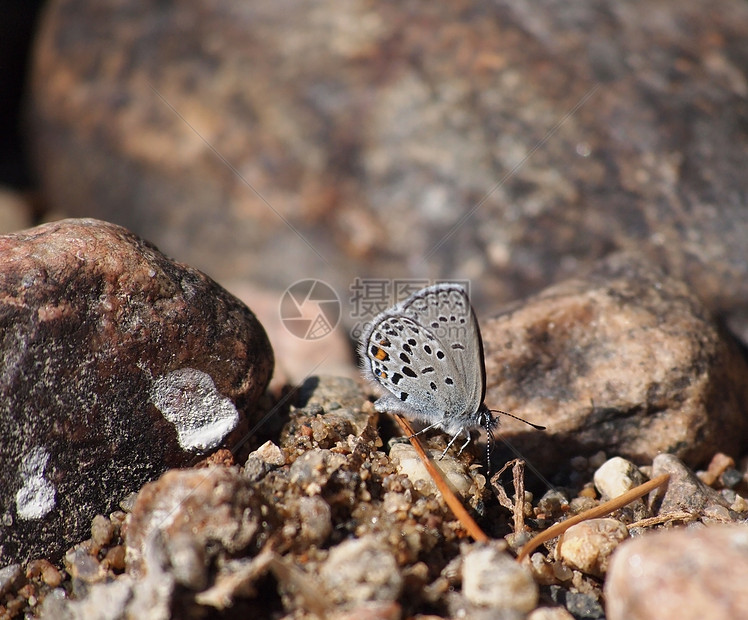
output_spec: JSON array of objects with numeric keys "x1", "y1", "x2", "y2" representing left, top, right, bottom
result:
[
  {"x1": 3, "y1": 1, "x2": 748, "y2": 617},
  {"x1": 1, "y1": 219, "x2": 747, "y2": 619},
  {"x1": 2, "y1": 373, "x2": 747, "y2": 619}
]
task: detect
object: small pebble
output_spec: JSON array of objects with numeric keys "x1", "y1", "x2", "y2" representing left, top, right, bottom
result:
[
  {"x1": 536, "y1": 489, "x2": 569, "y2": 519},
  {"x1": 555, "y1": 518, "x2": 628, "y2": 577},
  {"x1": 569, "y1": 496, "x2": 597, "y2": 514},
  {"x1": 109, "y1": 510, "x2": 127, "y2": 528},
  {"x1": 527, "y1": 553, "x2": 557, "y2": 585},
  {"x1": 731, "y1": 494, "x2": 748, "y2": 513},
  {"x1": 593, "y1": 457, "x2": 644, "y2": 500},
  {"x1": 254, "y1": 440, "x2": 286, "y2": 466},
  {"x1": 289, "y1": 449, "x2": 348, "y2": 494},
  {"x1": 552, "y1": 561, "x2": 573, "y2": 583},
  {"x1": 243, "y1": 456, "x2": 268, "y2": 482},
  {"x1": 697, "y1": 452, "x2": 734, "y2": 486},
  {"x1": 65, "y1": 546, "x2": 105, "y2": 584},
  {"x1": 26, "y1": 559, "x2": 62, "y2": 588},
  {"x1": 720, "y1": 468, "x2": 743, "y2": 489},
  {"x1": 564, "y1": 591, "x2": 605, "y2": 619},
  {"x1": 119, "y1": 492, "x2": 138, "y2": 512},
  {"x1": 462, "y1": 543, "x2": 538, "y2": 612},
  {"x1": 91, "y1": 514, "x2": 115, "y2": 547},
  {"x1": 319, "y1": 536, "x2": 403, "y2": 606},
  {"x1": 103, "y1": 546, "x2": 127, "y2": 571},
  {"x1": 528, "y1": 607, "x2": 576, "y2": 620},
  {"x1": 298, "y1": 496, "x2": 333, "y2": 545},
  {"x1": 389, "y1": 443, "x2": 473, "y2": 498}
]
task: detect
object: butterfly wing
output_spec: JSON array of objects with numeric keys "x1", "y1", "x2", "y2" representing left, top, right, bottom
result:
[
  {"x1": 359, "y1": 283, "x2": 486, "y2": 435},
  {"x1": 399, "y1": 284, "x2": 486, "y2": 414}
]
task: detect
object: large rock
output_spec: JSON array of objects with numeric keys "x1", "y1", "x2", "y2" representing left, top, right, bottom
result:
[
  {"x1": 0, "y1": 218, "x2": 273, "y2": 565},
  {"x1": 605, "y1": 524, "x2": 748, "y2": 620},
  {"x1": 482, "y1": 253, "x2": 748, "y2": 474},
  {"x1": 27, "y1": 0, "x2": 748, "y2": 343}
]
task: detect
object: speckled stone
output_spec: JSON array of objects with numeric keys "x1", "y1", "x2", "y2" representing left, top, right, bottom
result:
[
  {"x1": 482, "y1": 253, "x2": 748, "y2": 473},
  {"x1": 605, "y1": 524, "x2": 748, "y2": 620},
  {"x1": 126, "y1": 467, "x2": 275, "y2": 578},
  {"x1": 650, "y1": 454, "x2": 734, "y2": 522},
  {"x1": 461, "y1": 543, "x2": 538, "y2": 612},
  {"x1": 0, "y1": 218, "x2": 273, "y2": 565},
  {"x1": 318, "y1": 536, "x2": 403, "y2": 606}
]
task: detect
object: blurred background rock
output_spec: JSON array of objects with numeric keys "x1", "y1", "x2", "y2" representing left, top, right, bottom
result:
[{"x1": 4, "y1": 0, "x2": 748, "y2": 374}]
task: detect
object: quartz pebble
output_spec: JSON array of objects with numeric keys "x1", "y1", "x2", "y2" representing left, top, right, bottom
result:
[
  {"x1": 555, "y1": 518, "x2": 629, "y2": 577},
  {"x1": 319, "y1": 536, "x2": 403, "y2": 606},
  {"x1": 462, "y1": 543, "x2": 538, "y2": 612},
  {"x1": 389, "y1": 443, "x2": 473, "y2": 498},
  {"x1": 593, "y1": 457, "x2": 645, "y2": 500}
]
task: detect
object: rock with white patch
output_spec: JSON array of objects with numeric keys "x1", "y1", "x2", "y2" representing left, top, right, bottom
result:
[
  {"x1": 0, "y1": 219, "x2": 273, "y2": 565},
  {"x1": 150, "y1": 368, "x2": 240, "y2": 451},
  {"x1": 15, "y1": 447, "x2": 56, "y2": 521}
]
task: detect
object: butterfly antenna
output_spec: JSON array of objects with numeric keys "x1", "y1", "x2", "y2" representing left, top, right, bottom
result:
[
  {"x1": 485, "y1": 431, "x2": 495, "y2": 475},
  {"x1": 487, "y1": 409, "x2": 553, "y2": 490},
  {"x1": 490, "y1": 409, "x2": 546, "y2": 430},
  {"x1": 496, "y1": 434, "x2": 556, "y2": 491}
]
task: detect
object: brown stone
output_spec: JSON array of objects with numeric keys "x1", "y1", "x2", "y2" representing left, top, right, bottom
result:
[
  {"x1": 555, "y1": 518, "x2": 629, "y2": 578},
  {"x1": 0, "y1": 219, "x2": 273, "y2": 565},
  {"x1": 482, "y1": 253, "x2": 748, "y2": 473},
  {"x1": 126, "y1": 467, "x2": 275, "y2": 579},
  {"x1": 605, "y1": 524, "x2": 748, "y2": 620}
]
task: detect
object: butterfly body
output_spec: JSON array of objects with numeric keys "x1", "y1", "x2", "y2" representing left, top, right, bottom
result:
[{"x1": 359, "y1": 283, "x2": 495, "y2": 453}]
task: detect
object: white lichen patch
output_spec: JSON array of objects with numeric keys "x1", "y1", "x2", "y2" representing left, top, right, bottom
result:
[
  {"x1": 150, "y1": 368, "x2": 239, "y2": 451},
  {"x1": 16, "y1": 446, "x2": 56, "y2": 520}
]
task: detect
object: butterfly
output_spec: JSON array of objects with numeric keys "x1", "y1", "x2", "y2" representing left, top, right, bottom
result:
[{"x1": 359, "y1": 283, "x2": 494, "y2": 458}]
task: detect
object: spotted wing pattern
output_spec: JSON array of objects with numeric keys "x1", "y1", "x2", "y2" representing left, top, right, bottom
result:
[{"x1": 359, "y1": 283, "x2": 487, "y2": 437}]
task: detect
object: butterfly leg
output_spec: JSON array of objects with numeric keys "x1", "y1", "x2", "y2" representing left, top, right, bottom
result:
[
  {"x1": 456, "y1": 429, "x2": 472, "y2": 455},
  {"x1": 409, "y1": 420, "x2": 443, "y2": 439},
  {"x1": 438, "y1": 429, "x2": 471, "y2": 460}
]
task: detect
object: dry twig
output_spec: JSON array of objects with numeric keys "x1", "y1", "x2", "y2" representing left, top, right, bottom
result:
[
  {"x1": 394, "y1": 414, "x2": 489, "y2": 542},
  {"x1": 516, "y1": 473, "x2": 671, "y2": 562}
]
